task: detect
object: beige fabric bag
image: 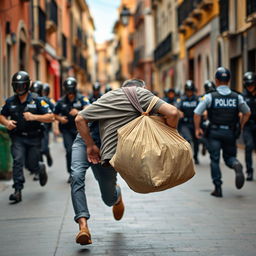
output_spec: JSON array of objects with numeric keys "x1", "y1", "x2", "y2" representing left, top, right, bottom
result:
[{"x1": 110, "y1": 87, "x2": 195, "y2": 193}]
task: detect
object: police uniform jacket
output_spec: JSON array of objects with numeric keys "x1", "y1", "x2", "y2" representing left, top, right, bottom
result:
[
  {"x1": 0, "y1": 93, "x2": 51, "y2": 137},
  {"x1": 54, "y1": 94, "x2": 89, "y2": 131},
  {"x1": 242, "y1": 90, "x2": 256, "y2": 126},
  {"x1": 177, "y1": 95, "x2": 198, "y2": 123},
  {"x1": 194, "y1": 86, "x2": 250, "y2": 127}
]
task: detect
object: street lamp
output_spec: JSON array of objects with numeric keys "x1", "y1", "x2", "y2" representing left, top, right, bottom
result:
[{"x1": 120, "y1": 6, "x2": 131, "y2": 26}]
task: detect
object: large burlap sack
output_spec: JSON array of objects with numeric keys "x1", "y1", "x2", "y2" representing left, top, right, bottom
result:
[{"x1": 110, "y1": 89, "x2": 195, "y2": 193}]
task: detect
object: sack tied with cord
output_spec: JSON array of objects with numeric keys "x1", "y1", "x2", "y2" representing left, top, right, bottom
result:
[{"x1": 110, "y1": 86, "x2": 195, "y2": 193}]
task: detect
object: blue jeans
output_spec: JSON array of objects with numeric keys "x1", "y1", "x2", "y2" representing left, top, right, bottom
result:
[
  {"x1": 70, "y1": 135, "x2": 120, "y2": 222},
  {"x1": 207, "y1": 127, "x2": 239, "y2": 186}
]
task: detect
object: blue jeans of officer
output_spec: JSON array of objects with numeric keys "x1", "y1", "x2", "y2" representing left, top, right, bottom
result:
[
  {"x1": 207, "y1": 127, "x2": 239, "y2": 186},
  {"x1": 180, "y1": 122, "x2": 199, "y2": 161},
  {"x1": 10, "y1": 135, "x2": 41, "y2": 190},
  {"x1": 71, "y1": 135, "x2": 120, "y2": 221},
  {"x1": 62, "y1": 129, "x2": 77, "y2": 173},
  {"x1": 243, "y1": 124, "x2": 256, "y2": 173}
]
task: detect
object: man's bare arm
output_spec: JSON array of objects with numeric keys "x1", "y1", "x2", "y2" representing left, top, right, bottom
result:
[
  {"x1": 75, "y1": 114, "x2": 100, "y2": 164},
  {"x1": 157, "y1": 103, "x2": 179, "y2": 128},
  {"x1": 240, "y1": 111, "x2": 251, "y2": 130}
]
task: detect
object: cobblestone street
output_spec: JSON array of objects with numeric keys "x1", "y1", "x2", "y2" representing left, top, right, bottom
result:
[{"x1": 0, "y1": 139, "x2": 256, "y2": 256}]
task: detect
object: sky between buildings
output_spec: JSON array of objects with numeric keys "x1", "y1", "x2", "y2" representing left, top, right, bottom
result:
[{"x1": 87, "y1": 0, "x2": 120, "y2": 43}]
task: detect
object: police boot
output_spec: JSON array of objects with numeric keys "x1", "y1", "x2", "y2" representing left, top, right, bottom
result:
[
  {"x1": 9, "y1": 190, "x2": 22, "y2": 203},
  {"x1": 233, "y1": 162, "x2": 245, "y2": 189},
  {"x1": 211, "y1": 185, "x2": 222, "y2": 198},
  {"x1": 45, "y1": 152, "x2": 53, "y2": 167},
  {"x1": 246, "y1": 169, "x2": 253, "y2": 181},
  {"x1": 39, "y1": 162, "x2": 48, "y2": 186}
]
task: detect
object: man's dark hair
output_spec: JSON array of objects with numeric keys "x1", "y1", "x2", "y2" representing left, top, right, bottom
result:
[{"x1": 122, "y1": 79, "x2": 146, "y2": 88}]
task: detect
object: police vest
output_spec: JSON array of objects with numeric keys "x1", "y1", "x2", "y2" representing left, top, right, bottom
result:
[
  {"x1": 58, "y1": 95, "x2": 85, "y2": 130},
  {"x1": 208, "y1": 91, "x2": 239, "y2": 125},
  {"x1": 180, "y1": 96, "x2": 198, "y2": 121},
  {"x1": 9, "y1": 95, "x2": 43, "y2": 134},
  {"x1": 243, "y1": 91, "x2": 256, "y2": 123}
]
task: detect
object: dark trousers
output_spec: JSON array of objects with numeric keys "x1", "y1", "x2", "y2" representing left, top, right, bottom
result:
[
  {"x1": 41, "y1": 128, "x2": 50, "y2": 155},
  {"x1": 180, "y1": 123, "x2": 199, "y2": 160},
  {"x1": 207, "y1": 128, "x2": 239, "y2": 186},
  {"x1": 10, "y1": 136, "x2": 41, "y2": 190},
  {"x1": 243, "y1": 124, "x2": 256, "y2": 173},
  {"x1": 62, "y1": 129, "x2": 77, "y2": 173}
]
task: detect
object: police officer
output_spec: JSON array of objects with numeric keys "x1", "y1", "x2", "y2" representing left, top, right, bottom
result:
[
  {"x1": 0, "y1": 71, "x2": 54, "y2": 203},
  {"x1": 41, "y1": 83, "x2": 55, "y2": 167},
  {"x1": 89, "y1": 82, "x2": 102, "y2": 103},
  {"x1": 54, "y1": 77, "x2": 90, "y2": 183},
  {"x1": 199, "y1": 80, "x2": 216, "y2": 155},
  {"x1": 194, "y1": 67, "x2": 251, "y2": 197},
  {"x1": 162, "y1": 88, "x2": 177, "y2": 105},
  {"x1": 242, "y1": 72, "x2": 256, "y2": 181},
  {"x1": 177, "y1": 80, "x2": 199, "y2": 164},
  {"x1": 30, "y1": 80, "x2": 43, "y2": 97},
  {"x1": 105, "y1": 84, "x2": 112, "y2": 93}
]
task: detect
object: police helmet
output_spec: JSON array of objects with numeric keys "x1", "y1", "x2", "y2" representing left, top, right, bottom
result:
[
  {"x1": 243, "y1": 72, "x2": 256, "y2": 88},
  {"x1": 63, "y1": 77, "x2": 77, "y2": 94},
  {"x1": 215, "y1": 67, "x2": 231, "y2": 82},
  {"x1": 184, "y1": 80, "x2": 195, "y2": 91},
  {"x1": 105, "y1": 85, "x2": 112, "y2": 93},
  {"x1": 93, "y1": 82, "x2": 101, "y2": 91},
  {"x1": 30, "y1": 80, "x2": 43, "y2": 96},
  {"x1": 12, "y1": 71, "x2": 30, "y2": 96},
  {"x1": 204, "y1": 80, "x2": 216, "y2": 93},
  {"x1": 43, "y1": 83, "x2": 50, "y2": 96}
]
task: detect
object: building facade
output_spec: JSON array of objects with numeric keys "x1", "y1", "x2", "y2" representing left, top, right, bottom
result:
[{"x1": 0, "y1": 0, "x2": 96, "y2": 105}]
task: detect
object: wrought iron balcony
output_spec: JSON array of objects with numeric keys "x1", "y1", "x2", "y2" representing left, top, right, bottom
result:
[
  {"x1": 178, "y1": 0, "x2": 213, "y2": 27},
  {"x1": 154, "y1": 32, "x2": 172, "y2": 63}
]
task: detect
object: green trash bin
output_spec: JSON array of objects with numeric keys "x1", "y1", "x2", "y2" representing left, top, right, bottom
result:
[{"x1": 0, "y1": 125, "x2": 12, "y2": 179}]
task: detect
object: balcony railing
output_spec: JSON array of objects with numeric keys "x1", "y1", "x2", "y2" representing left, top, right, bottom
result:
[
  {"x1": 219, "y1": 0, "x2": 229, "y2": 33},
  {"x1": 178, "y1": 0, "x2": 213, "y2": 26},
  {"x1": 38, "y1": 7, "x2": 46, "y2": 43},
  {"x1": 62, "y1": 34, "x2": 67, "y2": 59},
  {"x1": 247, "y1": 0, "x2": 256, "y2": 17},
  {"x1": 154, "y1": 33, "x2": 172, "y2": 62}
]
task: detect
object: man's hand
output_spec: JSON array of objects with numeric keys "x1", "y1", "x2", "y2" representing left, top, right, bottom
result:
[
  {"x1": 69, "y1": 108, "x2": 79, "y2": 116},
  {"x1": 195, "y1": 128, "x2": 204, "y2": 139},
  {"x1": 87, "y1": 145, "x2": 101, "y2": 164},
  {"x1": 59, "y1": 116, "x2": 68, "y2": 124},
  {"x1": 6, "y1": 120, "x2": 17, "y2": 130},
  {"x1": 23, "y1": 112, "x2": 35, "y2": 121}
]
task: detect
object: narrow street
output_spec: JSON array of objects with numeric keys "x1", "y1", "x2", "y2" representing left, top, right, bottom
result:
[{"x1": 0, "y1": 138, "x2": 255, "y2": 256}]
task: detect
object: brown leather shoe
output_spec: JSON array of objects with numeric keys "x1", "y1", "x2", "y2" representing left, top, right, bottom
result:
[
  {"x1": 76, "y1": 227, "x2": 92, "y2": 245},
  {"x1": 112, "y1": 194, "x2": 125, "y2": 221}
]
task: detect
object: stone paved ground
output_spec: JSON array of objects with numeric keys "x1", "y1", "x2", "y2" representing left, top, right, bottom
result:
[{"x1": 0, "y1": 139, "x2": 256, "y2": 256}]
